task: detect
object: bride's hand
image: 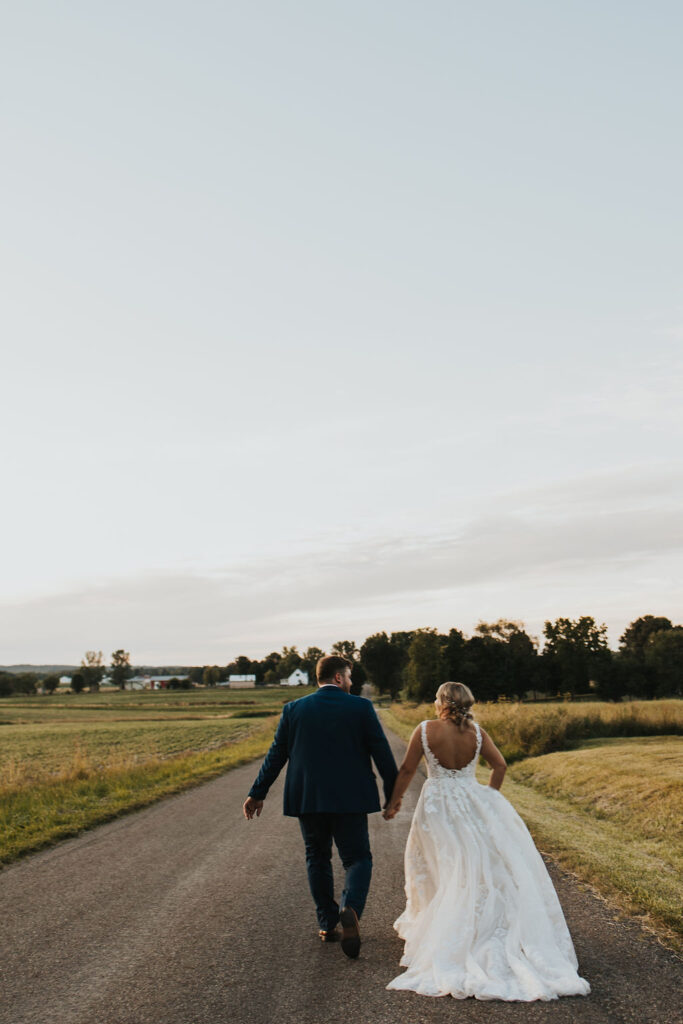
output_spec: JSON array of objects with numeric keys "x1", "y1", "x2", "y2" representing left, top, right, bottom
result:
[{"x1": 383, "y1": 800, "x2": 401, "y2": 820}]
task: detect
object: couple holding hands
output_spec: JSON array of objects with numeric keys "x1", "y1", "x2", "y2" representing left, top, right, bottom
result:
[{"x1": 243, "y1": 655, "x2": 589, "y2": 1001}]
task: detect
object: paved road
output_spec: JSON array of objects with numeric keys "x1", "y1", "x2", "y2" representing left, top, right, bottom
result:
[{"x1": 1, "y1": 730, "x2": 681, "y2": 1024}]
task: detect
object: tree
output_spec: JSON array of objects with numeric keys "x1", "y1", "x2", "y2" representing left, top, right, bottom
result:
[
  {"x1": 404, "y1": 629, "x2": 446, "y2": 702},
  {"x1": 618, "y1": 615, "x2": 675, "y2": 699},
  {"x1": 474, "y1": 620, "x2": 539, "y2": 700},
  {"x1": 619, "y1": 615, "x2": 673, "y2": 656},
  {"x1": 80, "y1": 651, "x2": 105, "y2": 692},
  {"x1": 643, "y1": 627, "x2": 683, "y2": 698},
  {"x1": 332, "y1": 640, "x2": 359, "y2": 661},
  {"x1": 360, "y1": 632, "x2": 403, "y2": 699},
  {"x1": 71, "y1": 672, "x2": 85, "y2": 694},
  {"x1": 110, "y1": 649, "x2": 132, "y2": 690},
  {"x1": 0, "y1": 671, "x2": 15, "y2": 698},
  {"x1": 43, "y1": 673, "x2": 61, "y2": 695},
  {"x1": 542, "y1": 617, "x2": 611, "y2": 696},
  {"x1": 278, "y1": 646, "x2": 303, "y2": 679},
  {"x1": 349, "y1": 660, "x2": 366, "y2": 696},
  {"x1": 11, "y1": 672, "x2": 39, "y2": 695},
  {"x1": 443, "y1": 628, "x2": 466, "y2": 680},
  {"x1": 459, "y1": 635, "x2": 505, "y2": 702},
  {"x1": 301, "y1": 646, "x2": 326, "y2": 683},
  {"x1": 202, "y1": 665, "x2": 221, "y2": 687}
]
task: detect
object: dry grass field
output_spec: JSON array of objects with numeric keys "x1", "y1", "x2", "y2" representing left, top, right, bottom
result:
[
  {"x1": 0, "y1": 686, "x2": 315, "y2": 865},
  {"x1": 384, "y1": 697, "x2": 683, "y2": 760},
  {"x1": 380, "y1": 700, "x2": 683, "y2": 953}
]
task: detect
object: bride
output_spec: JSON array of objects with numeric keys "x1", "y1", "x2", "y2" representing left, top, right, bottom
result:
[{"x1": 383, "y1": 681, "x2": 590, "y2": 1001}]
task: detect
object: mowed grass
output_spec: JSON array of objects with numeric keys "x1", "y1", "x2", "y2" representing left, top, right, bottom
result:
[
  {"x1": 0, "y1": 687, "x2": 312, "y2": 865},
  {"x1": 380, "y1": 701, "x2": 683, "y2": 952}
]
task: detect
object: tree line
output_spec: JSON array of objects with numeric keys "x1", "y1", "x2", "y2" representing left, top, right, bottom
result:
[
  {"x1": 193, "y1": 615, "x2": 682, "y2": 703},
  {"x1": 0, "y1": 649, "x2": 132, "y2": 697},
  {"x1": 2, "y1": 615, "x2": 681, "y2": 702}
]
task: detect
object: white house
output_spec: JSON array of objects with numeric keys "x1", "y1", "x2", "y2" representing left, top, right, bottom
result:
[{"x1": 280, "y1": 668, "x2": 309, "y2": 687}]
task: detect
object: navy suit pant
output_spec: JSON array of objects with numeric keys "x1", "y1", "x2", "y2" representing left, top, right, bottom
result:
[{"x1": 297, "y1": 813, "x2": 372, "y2": 931}]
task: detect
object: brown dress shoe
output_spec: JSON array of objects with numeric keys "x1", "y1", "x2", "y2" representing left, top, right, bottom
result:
[
  {"x1": 340, "y1": 907, "x2": 361, "y2": 958},
  {"x1": 319, "y1": 927, "x2": 340, "y2": 942}
]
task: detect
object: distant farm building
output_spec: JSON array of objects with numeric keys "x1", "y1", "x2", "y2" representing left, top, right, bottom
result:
[
  {"x1": 227, "y1": 674, "x2": 256, "y2": 689},
  {"x1": 280, "y1": 668, "x2": 309, "y2": 687},
  {"x1": 126, "y1": 675, "x2": 189, "y2": 690}
]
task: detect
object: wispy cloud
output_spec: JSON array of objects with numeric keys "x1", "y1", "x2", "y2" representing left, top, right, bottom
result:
[{"x1": 2, "y1": 467, "x2": 682, "y2": 663}]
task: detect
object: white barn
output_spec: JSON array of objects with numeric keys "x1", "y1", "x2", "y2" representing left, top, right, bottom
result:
[{"x1": 280, "y1": 668, "x2": 309, "y2": 687}]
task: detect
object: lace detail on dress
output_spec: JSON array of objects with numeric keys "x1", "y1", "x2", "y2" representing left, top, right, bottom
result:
[
  {"x1": 420, "y1": 720, "x2": 482, "y2": 780},
  {"x1": 388, "y1": 719, "x2": 590, "y2": 1001}
]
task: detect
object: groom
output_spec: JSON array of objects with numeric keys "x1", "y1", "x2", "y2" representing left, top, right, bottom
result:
[{"x1": 243, "y1": 655, "x2": 398, "y2": 958}]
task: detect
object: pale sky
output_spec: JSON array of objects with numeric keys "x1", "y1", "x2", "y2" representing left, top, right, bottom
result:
[{"x1": 1, "y1": 1, "x2": 681, "y2": 664}]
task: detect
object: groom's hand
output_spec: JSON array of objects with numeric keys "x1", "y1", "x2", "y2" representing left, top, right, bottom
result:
[
  {"x1": 383, "y1": 800, "x2": 401, "y2": 820},
  {"x1": 243, "y1": 796, "x2": 264, "y2": 820}
]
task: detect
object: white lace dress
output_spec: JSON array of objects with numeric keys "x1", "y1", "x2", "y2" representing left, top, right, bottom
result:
[{"x1": 387, "y1": 721, "x2": 590, "y2": 1001}]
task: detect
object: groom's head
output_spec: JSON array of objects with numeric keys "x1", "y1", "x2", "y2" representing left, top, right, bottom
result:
[{"x1": 316, "y1": 655, "x2": 353, "y2": 692}]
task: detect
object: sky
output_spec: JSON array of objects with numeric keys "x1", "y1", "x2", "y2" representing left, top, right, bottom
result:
[{"x1": 1, "y1": 1, "x2": 681, "y2": 664}]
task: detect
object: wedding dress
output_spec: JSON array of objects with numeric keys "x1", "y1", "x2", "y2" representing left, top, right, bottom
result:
[{"x1": 387, "y1": 721, "x2": 590, "y2": 1001}]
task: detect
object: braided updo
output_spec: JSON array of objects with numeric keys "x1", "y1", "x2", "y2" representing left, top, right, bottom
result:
[{"x1": 434, "y1": 681, "x2": 475, "y2": 728}]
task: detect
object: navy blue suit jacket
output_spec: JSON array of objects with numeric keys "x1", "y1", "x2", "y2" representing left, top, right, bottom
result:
[{"x1": 248, "y1": 687, "x2": 398, "y2": 816}]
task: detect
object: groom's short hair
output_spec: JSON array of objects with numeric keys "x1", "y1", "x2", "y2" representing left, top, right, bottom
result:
[{"x1": 316, "y1": 655, "x2": 353, "y2": 684}]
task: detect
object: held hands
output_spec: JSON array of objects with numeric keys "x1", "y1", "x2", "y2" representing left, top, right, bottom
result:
[
  {"x1": 243, "y1": 796, "x2": 264, "y2": 820},
  {"x1": 382, "y1": 799, "x2": 401, "y2": 821}
]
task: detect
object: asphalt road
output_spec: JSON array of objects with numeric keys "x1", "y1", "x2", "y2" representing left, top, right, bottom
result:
[{"x1": 1, "y1": 730, "x2": 681, "y2": 1024}]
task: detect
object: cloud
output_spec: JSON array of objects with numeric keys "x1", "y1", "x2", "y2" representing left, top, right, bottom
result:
[{"x1": 2, "y1": 466, "x2": 682, "y2": 663}]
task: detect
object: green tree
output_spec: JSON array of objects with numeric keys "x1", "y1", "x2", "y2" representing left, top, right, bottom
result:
[
  {"x1": 404, "y1": 629, "x2": 446, "y2": 702},
  {"x1": 332, "y1": 640, "x2": 359, "y2": 661},
  {"x1": 278, "y1": 646, "x2": 303, "y2": 679},
  {"x1": 360, "y1": 632, "x2": 403, "y2": 699},
  {"x1": 542, "y1": 617, "x2": 611, "y2": 696},
  {"x1": 12, "y1": 672, "x2": 39, "y2": 695},
  {"x1": 443, "y1": 628, "x2": 466, "y2": 680},
  {"x1": 80, "y1": 651, "x2": 105, "y2": 692},
  {"x1": 349, "y1": 660, "x2": 366, "y2": 696},
  {"x1": 618, "y1": 615, "x2": 674, "y2": 699},
  {"x1": 475, "y1": 620, "x2": 539, "y2": 700},
  {"x1": 110, "y1": 649, "x2": 132, "y2": 690},
  {"x1": 0, "y1": 671, "x2": 15, "y2": 697},
  {"x1": 643, "y1": 627, "x2": 683, "y2": 697},
  {"x1": 459, "y1": 635, "x2": 505, "y2": 702},
  {"x1": 301, "y1": 646, "x2": 325, "y2": 684},
  {"x1": 620, "y1": 615, "x2": 673, "y2": 656},
  {"x1": 43, "y1": 673, "x2": 61, "y2": 695},
  {"x1": 71, "y1": 672, "x2": 85, "y2": 694},
  {"x1": 202, "y1": 665, "x2": 221, "y2": 687}
]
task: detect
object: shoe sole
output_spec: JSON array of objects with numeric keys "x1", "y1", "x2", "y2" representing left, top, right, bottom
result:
[{"x1": 340, "y1": 907, "x2": 361, "y2": 959}]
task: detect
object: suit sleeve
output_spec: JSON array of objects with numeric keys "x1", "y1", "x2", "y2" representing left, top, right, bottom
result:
[
  {"x1": 248, "y1": 704, "x2": 290, "y2": 800},
  {"x1": 364, "y1": 702, "x2": 398, "y2": 805}
]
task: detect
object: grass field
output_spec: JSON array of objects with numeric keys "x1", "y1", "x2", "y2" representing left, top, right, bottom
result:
[
  {"x1": 380, "y1": 701, "x2": 683, "y2": 953},
  {"x1": 0, "y1": 686, "x2": 315, "y2": 865},
  {"x1": 3, "y1": 688, "x2": 682, "y2": 953},
  {"x1": 383, "y1": 697, "x2": 683, "y2": 760}
]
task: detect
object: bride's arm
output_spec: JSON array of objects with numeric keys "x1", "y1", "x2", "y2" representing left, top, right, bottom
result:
[
  {"x1": 479, "y1": 729, "x2": 507, "y2": 790},
  {"x1": 382, "y1": 726, "x2": 423, "y2": 820}
]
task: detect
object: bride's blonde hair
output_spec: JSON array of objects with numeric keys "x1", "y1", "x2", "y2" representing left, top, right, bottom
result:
[{"x1": 435, "y1": 681, "x2": 475, "y2": 728}]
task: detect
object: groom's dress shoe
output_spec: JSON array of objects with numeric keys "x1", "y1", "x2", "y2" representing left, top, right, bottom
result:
[
  {"x1": 319, "y1": 928, "x2": 340, "y2": 943},
  {"x1": 340, "y1": 907, "x2": 361, "y2": 959}
]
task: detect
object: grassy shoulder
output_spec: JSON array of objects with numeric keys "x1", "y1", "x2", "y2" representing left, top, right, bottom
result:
[
  {"x1": 380, "y1": 707, "x2": 683, "y2": 953},
  {"x1": 0, "y1": 715, "x2": 278, "y2": 866}
]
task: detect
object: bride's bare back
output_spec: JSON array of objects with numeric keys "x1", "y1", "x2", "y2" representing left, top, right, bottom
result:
[{"x1": 424, "y1": 718, "x2": 480, "y2": 770}]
